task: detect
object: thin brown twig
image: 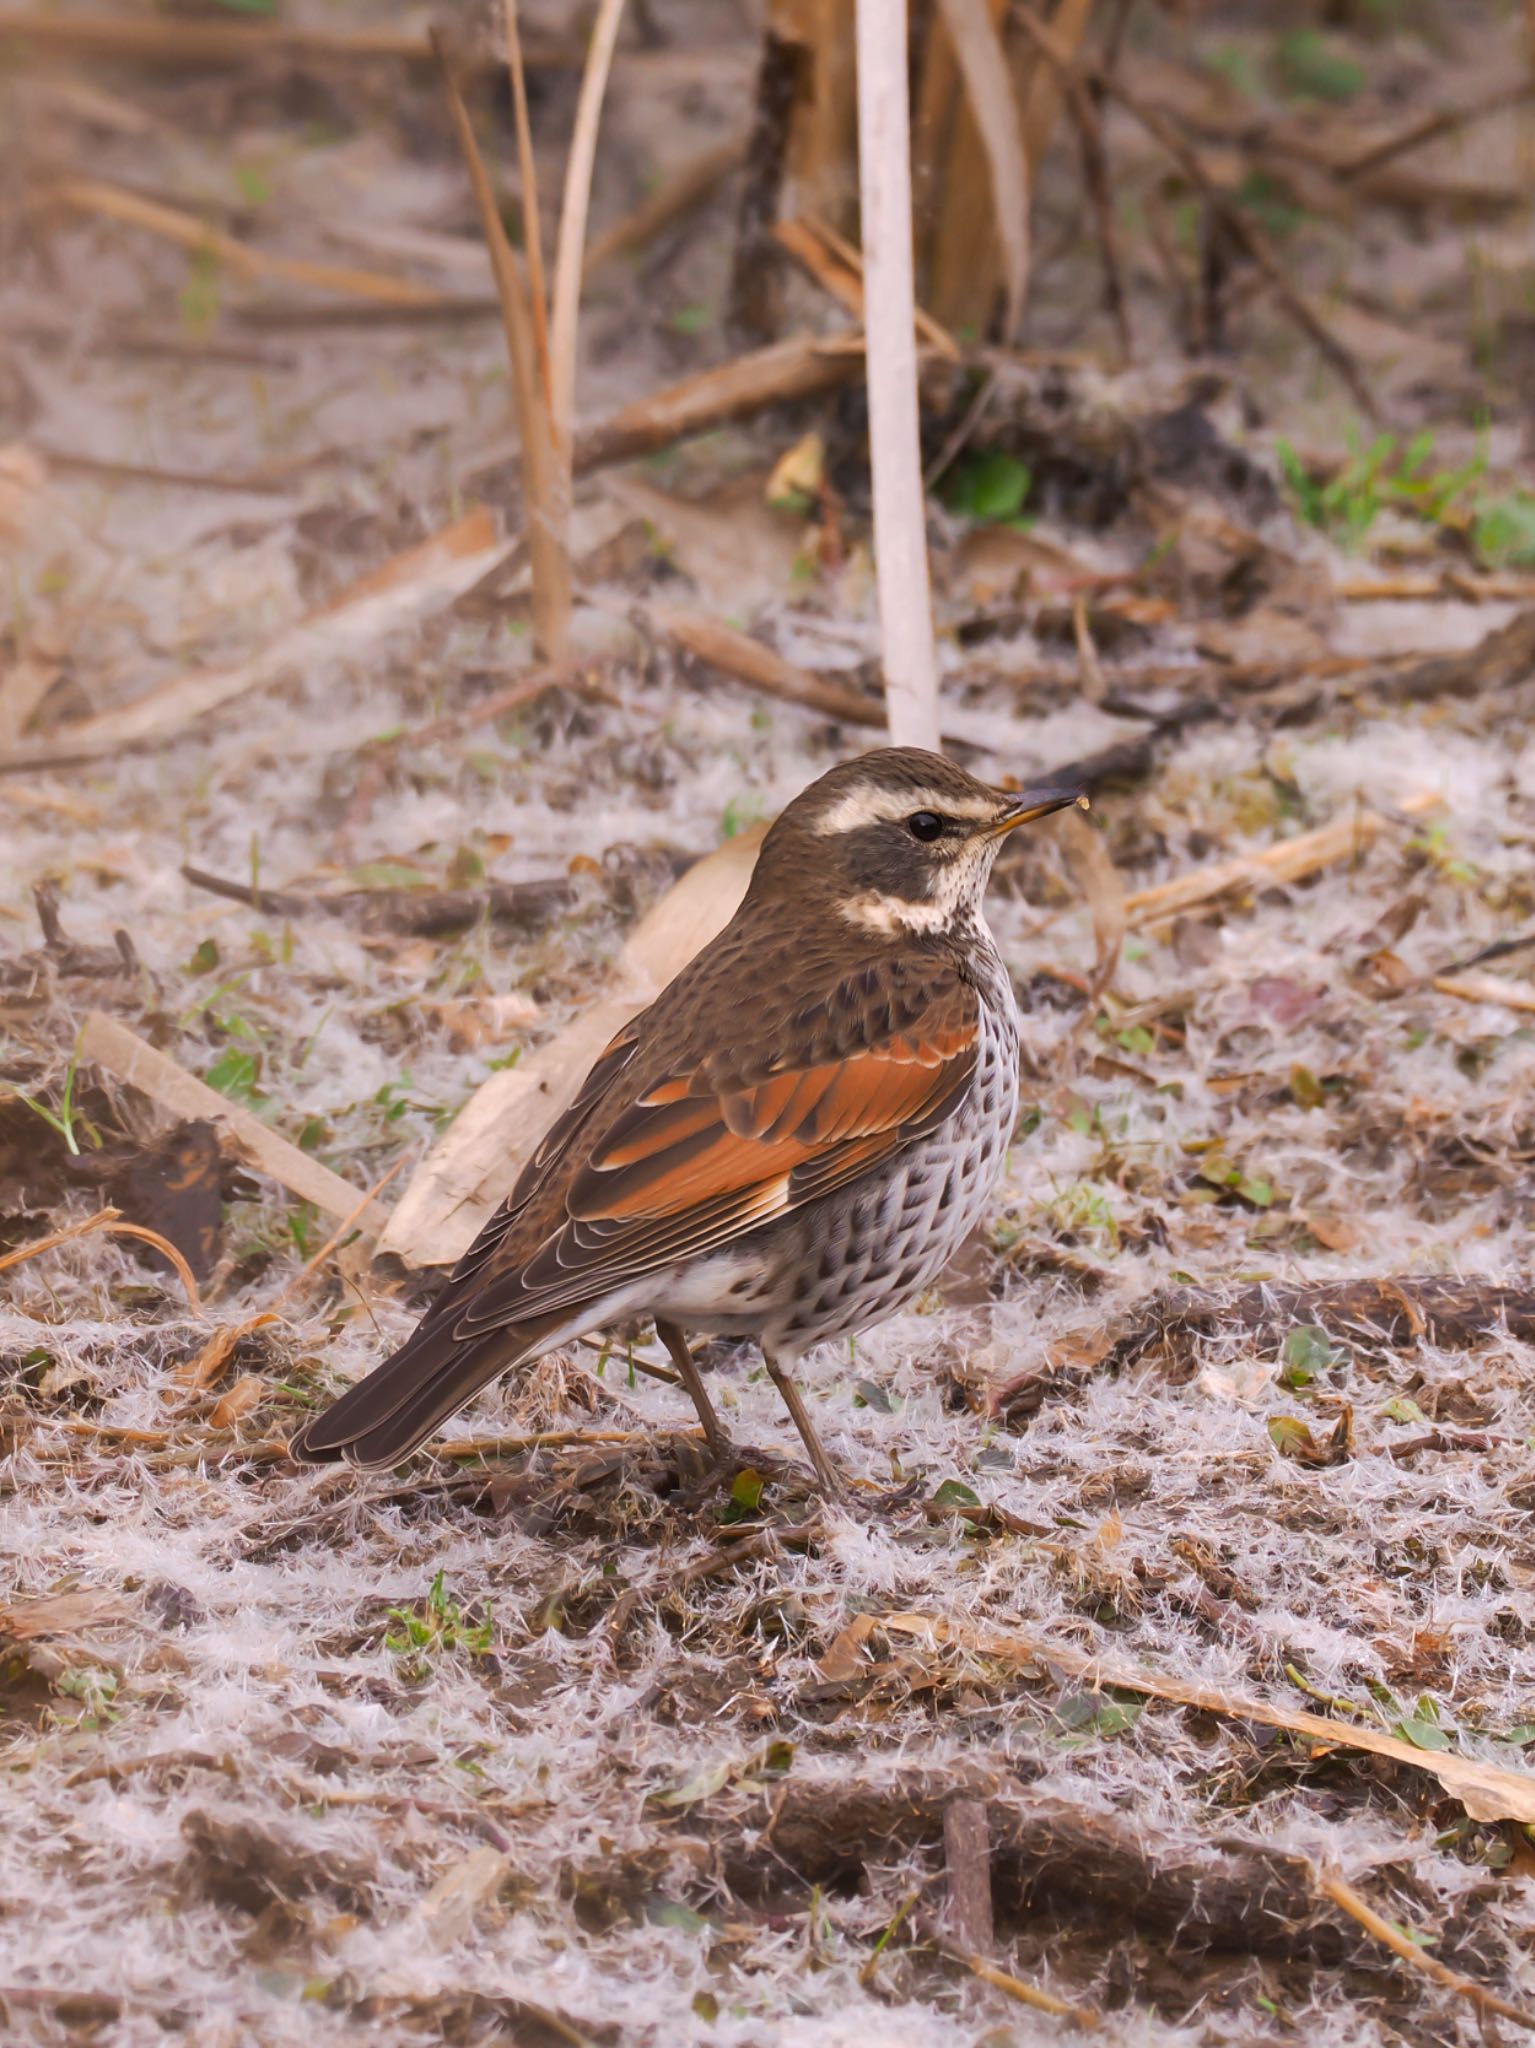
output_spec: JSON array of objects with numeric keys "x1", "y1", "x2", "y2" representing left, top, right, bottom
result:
[
  {"x1": 0, "y1": 1205, "x2": 202, "y2": 1311},
  {"x1": 0, "y1": 11, "x2": 577, "y2": 69},
  {"x1": 584, "y1": 138, "x2": 746, "y2": 278},
  {"x1": 1316, "y1": 1868, "x2": 1535, "y2": 2032},
  {"x1": 1334, "y1": 80, "x2": 1535, "y2": 182},
  {"x1": 1008, "y1": 3, "x2": 1378, "y2": 418},
  {"x1": 51, "y1": 179, "x2": 445, "y2": 306},
  {"x1": 945, "y1": 1944, "x2": 1102, "y2": 2027},
  {"x1": 274, "y1": 1156, "x2": 409, "y2": 1305},
  {"x1": 1061, "y1": 61, "x2": 1132, "y2": 361}
]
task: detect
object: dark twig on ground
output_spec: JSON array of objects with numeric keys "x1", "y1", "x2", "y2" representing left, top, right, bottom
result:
[{"x1": 179, "y1": 866, "x2": 578, "y2": 938}]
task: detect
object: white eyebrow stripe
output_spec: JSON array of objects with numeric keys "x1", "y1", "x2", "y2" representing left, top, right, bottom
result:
[{"x1": 813, "y1": 786, "x2": 998, "y2": 835}]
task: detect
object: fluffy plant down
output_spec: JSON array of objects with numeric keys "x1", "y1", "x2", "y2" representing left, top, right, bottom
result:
[{"x1": 5, "y1": 4, "x2": 1535, "y2": 2042}]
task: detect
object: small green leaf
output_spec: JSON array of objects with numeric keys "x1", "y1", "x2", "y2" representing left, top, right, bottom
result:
[
  {"x1": 931, "y1": 1478, "x2": 981, "y2": 1509},
  {"x1": 1057, "y1": 1690, "x2": 1143, "y2": 1738},
  {"x1": 1289, "y1": 1063, "x2": 1325, "y2": 1109},
  {"x1": 1381, "y1": 1395, "x2": 1426, "y2": 1426},
  {"x1": 729, "y1": 1468, "x2": 765, "y2": 1513},
  {"x1": 205, "y1": 1047, "x2": 263, "y2": 1104},
  {"x1": 1394, "y1": 1715, "x2": 1453, "y2": 1752},
  {"x1": 644, "y1": 1896, "x2": 712, "y2": 1933},
  {"x1": 1281, "y1": 1324, "x2": 1347, "y2": 1387},
  {"x1": 692, "y1": 1992, "x2": 720, "y2": 2021},
  {"x1": 1268, "y1": 1414, "x2": 1319, "y2": 1460},
  {"x1": 654, "y1": 1760, "x2": 732, "y2": 1809},
  {"x1": 946, "y1": 449, "x2": 1032, "y2": 523},
  {"x1": 753, "y1": 1738, "x2": 794, "y2": 1779},
  {"x1": 1497, "y1": 1723, "x2": 1535, "y2": 1747},
  {"x1": 1275, "y1": 30, "x2": 1365, "y2": 103},
  {"x1": 852, "y1": 1378, "x2": 897, "y2": 1414},
  {"x1": 1473, "y1": 491, "x2": 1535, "y2": 569},
  {"x1": 185, "y1": 938, "x2": 221, "y2": 975}
]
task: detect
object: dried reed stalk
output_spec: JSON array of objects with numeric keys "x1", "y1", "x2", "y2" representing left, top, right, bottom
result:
[
  {"x1": 549, "y1": 0, "x2": 628, "y2": 437},
  {"x1": 435, "y1": 37, "x2": 572, "y2": 658},
  {"x1": 856, "y1": 0, "x2": 940, "y2": 751}
]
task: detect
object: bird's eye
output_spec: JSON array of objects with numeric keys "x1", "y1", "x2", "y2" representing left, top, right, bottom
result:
[{"x1": 906, "y1": 811, "x2": 945, "y2": 842}]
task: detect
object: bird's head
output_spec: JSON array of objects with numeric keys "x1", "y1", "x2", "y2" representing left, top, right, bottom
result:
[{"x1": 753, "y1": 747, "x2": 1085, "y2": 937}]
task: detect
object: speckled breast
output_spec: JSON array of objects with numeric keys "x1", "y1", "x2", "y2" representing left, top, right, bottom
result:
[{"x1": 662, "y1": 939, "x2": 1023, "y2": 1354}]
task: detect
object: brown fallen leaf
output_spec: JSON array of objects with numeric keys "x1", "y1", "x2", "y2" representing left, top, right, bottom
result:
[
  {"x1": 0, "y1": 1590, "x2": 127, "y2": 1641},
  {"x1": 209, "y1": 1375, "x2": 266, "y2": 1431},
  {"x1": 817, "y1": 1612, "x2": 881, "y2": 1684},
  {"x1": 173, "y1": 1313, "x2": 279, "y2": 1395}
]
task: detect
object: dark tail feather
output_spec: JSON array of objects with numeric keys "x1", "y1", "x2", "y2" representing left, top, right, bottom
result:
[{"x1": 290, "y1": 1314, "x2": 552, "y2": 1470}]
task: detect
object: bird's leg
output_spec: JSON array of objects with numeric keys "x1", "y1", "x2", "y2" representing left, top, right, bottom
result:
[
  {"x1": 763, "y1": 1349, "x2": 846, "y2": 1501},
  {"x1": 655, "y1": 1319, "x2": 730, "y2": 1459}
]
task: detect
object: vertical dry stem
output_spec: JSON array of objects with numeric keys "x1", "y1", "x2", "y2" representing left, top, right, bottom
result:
[{"x1": 856, "y1": 0, "x2": 940, "y2": 751}]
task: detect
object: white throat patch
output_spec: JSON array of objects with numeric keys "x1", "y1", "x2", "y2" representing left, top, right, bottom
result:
[
  {"x1": 839, "y1": 852, "x2": 989, "y2": 936},
  {"x1": 839, "y1": 891, "x2": 950, "y2": 935}
]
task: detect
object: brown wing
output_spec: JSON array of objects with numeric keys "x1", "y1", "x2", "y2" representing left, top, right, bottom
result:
[
  {"x1": 447, "y1": 963, "x2": 978, "y2": 1338},
  {"x1": 292, "y1": 948, "x2": 978, "y2": 1466}
]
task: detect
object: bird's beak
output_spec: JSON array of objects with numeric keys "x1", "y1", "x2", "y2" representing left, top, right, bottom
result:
[{"x1": 988, "y1": 784, "x2": 1089, "y2": 837}]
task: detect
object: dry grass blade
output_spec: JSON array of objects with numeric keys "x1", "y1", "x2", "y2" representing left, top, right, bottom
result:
[
  {"x1": 0, "y1": 11, "x2": 577, "y2": 68},
  {"x1": 0, "y1": 508, "x2": 505, "y2": 769},
  {"x1": 1018, "y1": 0, "x2": 1095, "y2": 171},
  {"x1": 549, "y1": 0, "x2": 628, "y2": 438},
  {"x1": 954, "y1": 1947, "x2": 1101, "y2": 2027},
  {"x1": 584, "y1": 138, "x2": 746, "y2": 277},
  {"x1": 0, "y1": 659, "x2": 60, "y2": 749},
  {"x1": 0, "y1": 1204, "x2": 202, "y2": 1310},
  {"x1": 435, "y1": 36, "x2": 571, "y2": 660},
  {"x1": 774, "y1": 213, "x2": 959, "y2": 357},
  {"x1": 659, "y1": 608, "x2": 886, "y2": 727},
  {"x1": 1056, "y1": 806, "x2": 1124, "y2": 1025},
  {"x1": 432, "y1": 1428, "x2": 690, "y2": 1459},
  {"x1": 1316, "y1": 1869, "x2": 1535, "y2": 2031},
  {"x1": 503, "y1": 0, "x2": 552, "y2": 398},
  {"x1": 880, "y1": 1613, "x2": 1535, "y2": 1824},
  {"x1": 1122, "y1": 793, "x2": 1440, "y2": 929},
  {"x1": 856, "y1": 0, "x2": 940, "y2": 750},
  {"x1": 51, "y1": 179, "x2": 445, "y2": 306},
  {"x1": 79, "y1": 1013, "x2": 388, "y2": 1231},
  {"x1": 1431, "y1": 970, "x2": 1535, "y2": 1015},
  {"x1": 933, "y1": 0, "x2": 1030, "y2": 340},
  {"x1": 0, "y1": 1206, "x2": 122, "y2": 1275},
  {"x1": 273, "y1": 1156, "x2": 410, "y2": 1305},
  {"x1": 174, "y1": 1314, "x2": 280, "y2": 1396}
]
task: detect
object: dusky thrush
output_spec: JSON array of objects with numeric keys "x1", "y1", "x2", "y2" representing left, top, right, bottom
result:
[{"x1": 292, "y1": 748, "x2": 1082, "y2": 1493}]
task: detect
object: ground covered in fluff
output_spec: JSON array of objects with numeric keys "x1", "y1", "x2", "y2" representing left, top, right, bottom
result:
[{"x1": 3, "y1": 5, "x2": 1535, "y2": 2043}]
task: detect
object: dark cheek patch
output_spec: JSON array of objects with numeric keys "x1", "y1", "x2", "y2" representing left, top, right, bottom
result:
[{"x1": 842, "y1": 823, "x2": 941, "y2": 902}]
